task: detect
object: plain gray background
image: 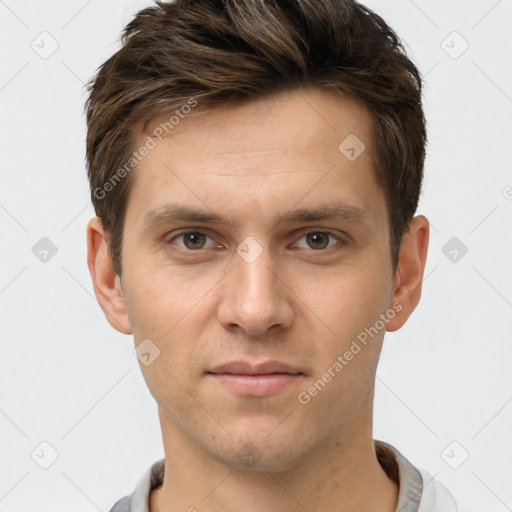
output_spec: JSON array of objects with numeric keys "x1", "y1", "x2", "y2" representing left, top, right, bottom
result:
[{"x1": 1, "y1": 1, "x2": 511, "y2": 510}]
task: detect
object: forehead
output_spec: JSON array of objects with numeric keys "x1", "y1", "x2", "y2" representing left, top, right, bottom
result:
[
  {"x1": 139, "y1": 86, "x2": 374, "y2": 168},
  {"x1": 126, "y1": 86, "x2": 385, "y2": 227}
]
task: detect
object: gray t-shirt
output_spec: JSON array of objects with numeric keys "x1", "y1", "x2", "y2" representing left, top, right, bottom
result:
[{"x1": 110, "y1": 439, "x2": 458, "y2": 512}]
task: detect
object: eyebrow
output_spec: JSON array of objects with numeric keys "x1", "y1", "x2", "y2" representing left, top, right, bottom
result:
[{"x1": 141, "y1": 201, "x2": 372, "y2": 231}]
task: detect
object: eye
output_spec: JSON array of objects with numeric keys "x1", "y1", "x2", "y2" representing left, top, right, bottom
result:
[
  {"x1": 293, "y1": 231, "x2": 342, "y2": 251},
  {"x1": 171, "y1": 231, "x2": 217, "y2": 251}
]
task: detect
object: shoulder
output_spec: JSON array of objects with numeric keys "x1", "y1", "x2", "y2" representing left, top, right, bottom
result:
[
  {"x1": 109, "y1": 495, "x2": 131, "y2": 512},
  {"x1": 417, "y1": 469, "x2": 459, "y2": 512},
  {"x1": 374, "y1": 440, "x2": 458, "y2": 512}
]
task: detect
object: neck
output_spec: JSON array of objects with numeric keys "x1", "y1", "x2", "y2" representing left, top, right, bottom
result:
[{"x1": 150, "y1": 406, "x2": 398, "y2": 512}]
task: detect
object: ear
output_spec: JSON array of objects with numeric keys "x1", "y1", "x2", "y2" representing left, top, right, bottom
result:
[
  {"x1": 386, "y1": 215, "x2": 429, "y2": 332},
  {"x1": 86, "y1": 217, "x2": 132, "y2": 334}
]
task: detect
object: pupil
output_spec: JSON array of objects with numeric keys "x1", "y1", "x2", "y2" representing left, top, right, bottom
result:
[{"x1": 307, "y1": 232, "x2": 328, "y2": 250}]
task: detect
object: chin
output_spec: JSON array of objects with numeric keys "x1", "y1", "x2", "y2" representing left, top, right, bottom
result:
[
  {"x1": 207, "y1": 421, "x2": 309, "y2": 472},
  {"x1": 218, "y1": 445, "x2": 301, "y2": 473}
]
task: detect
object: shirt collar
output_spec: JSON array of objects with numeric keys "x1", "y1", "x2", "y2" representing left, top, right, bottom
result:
[{"x1": 375, "y1": 439, "x2": 424, "y2": 511}]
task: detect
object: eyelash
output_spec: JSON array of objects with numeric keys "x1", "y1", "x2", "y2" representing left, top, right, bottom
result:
[{"x1": 165, "y1": 230, "x2": 346, "y2": 254}]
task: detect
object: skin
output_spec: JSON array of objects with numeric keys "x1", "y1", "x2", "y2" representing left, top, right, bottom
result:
[{"x1": 87, "y1": 86, "x2": 429, "y2": 512}]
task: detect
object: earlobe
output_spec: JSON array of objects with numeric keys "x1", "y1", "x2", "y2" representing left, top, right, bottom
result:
[
  {"x1": 386, "y1": 215, "x2": 429, "y2": 332},
  {"x1": 86, "y1": 217, "x2": 132, "y2": 334}
]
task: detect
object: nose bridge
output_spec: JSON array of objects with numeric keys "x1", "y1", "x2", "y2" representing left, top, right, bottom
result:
[
  {"x1": 236, "y1": 247, "x2": 277, "y2": 303},
  {"x1": 218, "y1": 238, "x2": 293, "y2": 335}
]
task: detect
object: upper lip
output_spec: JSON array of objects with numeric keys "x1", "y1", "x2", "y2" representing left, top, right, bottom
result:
[{"x1": 208, "y1": 360, "x2": 303, "y2": 375}]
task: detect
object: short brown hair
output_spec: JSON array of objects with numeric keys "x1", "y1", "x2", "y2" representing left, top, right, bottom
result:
[{"x1": 85, "y1": 0, "x2": 426, "y2": 277}]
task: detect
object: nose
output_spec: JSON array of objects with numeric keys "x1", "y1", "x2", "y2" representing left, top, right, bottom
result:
[{"x1": 216, "y1": 243, "x2": 295, "y2": 336}]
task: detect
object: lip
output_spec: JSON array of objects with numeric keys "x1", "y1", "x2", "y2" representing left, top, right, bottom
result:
[
  {"x1": 208, "y1": 360, "x2": 303, "y2": 375},
  {"x1": 207, "y1": 360, "x2": 304, "y2": 397}
]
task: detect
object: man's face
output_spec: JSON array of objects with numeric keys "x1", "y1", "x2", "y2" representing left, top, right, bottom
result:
[{"x1": 117, "y1": 87, "x2": 398, "y2": 470}]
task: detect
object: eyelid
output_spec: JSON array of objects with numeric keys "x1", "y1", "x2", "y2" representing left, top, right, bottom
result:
[
  {"x1": 291, "y1": 229, "x2": 346, "y2": 249},
  {"x1": 166, "y1": 230, "x2": 219, "y2": 250}
]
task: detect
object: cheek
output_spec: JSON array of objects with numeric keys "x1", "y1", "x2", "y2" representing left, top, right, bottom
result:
[
  {"x1": 296, "y1": 279, "x2": 386, "y2": 422},
  {"x1": 298, "y1": 262, "x2": 391, "y2": 334},
  {"x1": 123, "y1": 261, "x2": 214, "y2": 340},
  {"x1": 294, "y1": 265, "x2": 392, "y2": 402},
  {"x1": 123, "y1": 265, "x2": 218, "y2": 388}
]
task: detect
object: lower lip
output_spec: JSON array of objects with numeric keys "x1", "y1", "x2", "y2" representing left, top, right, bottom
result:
[{"x1": 208, "y1": 373, "x2": 302, "y2": 397}]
